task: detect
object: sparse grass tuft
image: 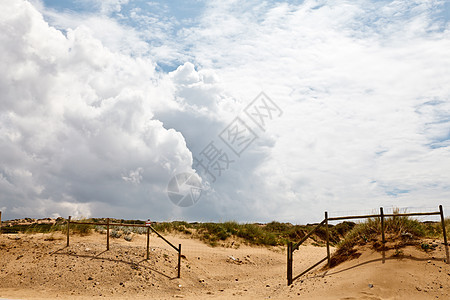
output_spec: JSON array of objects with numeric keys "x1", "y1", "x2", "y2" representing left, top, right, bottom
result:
[
  {"x1": 70, "y1": 220, "x2": 93, "y2": 236},
  {"x1": 24, "y1": 223, "x2": 65, "y2": 234}
]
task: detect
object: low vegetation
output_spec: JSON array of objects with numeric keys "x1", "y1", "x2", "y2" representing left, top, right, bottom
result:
[
  {"x1": 151, "y1": 220, "x2": 355, "y2": 247},
  {"x1": 1, "y1": 218, "x2": 354, "y2": 247},
  {"x1": 329, "y1": 210, "x2": 450, "y2": 267},
  {"x1": 2, "y1": 213, "x2": 448, "y2": 251}
]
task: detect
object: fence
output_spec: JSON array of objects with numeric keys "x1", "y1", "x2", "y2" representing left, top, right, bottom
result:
[
  {"x1": 66, "y1": 216, "x2": 182, "y2": 278},
  {"x1": 287, "y1": 205, "x2": 450, "y2": 285}
]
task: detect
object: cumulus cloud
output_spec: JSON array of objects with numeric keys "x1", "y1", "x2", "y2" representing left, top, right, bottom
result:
[
  {"x1": 1, "y1": 0, "x2": 449, "y2": 223},
  {"x1": 160, "y1": 0, "x2": 450, "y2": 222},
  {"x1": 0, "y1": 0, "x2": 195, "y2": 219}
]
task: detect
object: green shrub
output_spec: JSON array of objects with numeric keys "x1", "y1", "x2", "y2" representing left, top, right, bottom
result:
[
  {"x1": 152, "y1": 222, "x2": 173, "y2": 233},
  {"x1": 334, "y1": 221, "x2": 356, "y2": 236},
  {"x1": 287, "y1": 226, "x2": 307, "y2": 240},
  {"x1": 197, "y1": 223, "x2": 232, "y2": 243},
  {"x1": 265, "y1": 221, "x2": 291, "y2": 233},
  {"x1": 110, "y1": 230, "x2": 122, "y2": 238}
]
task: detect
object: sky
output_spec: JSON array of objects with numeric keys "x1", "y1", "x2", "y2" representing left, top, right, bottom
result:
[{"x1": 0, "y1": 0, "x2": 449, "y2": 223}]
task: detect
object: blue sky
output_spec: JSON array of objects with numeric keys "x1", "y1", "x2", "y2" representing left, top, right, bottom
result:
[{"x1": 0, "y1": 0, "x2": 450, "y2": 223}]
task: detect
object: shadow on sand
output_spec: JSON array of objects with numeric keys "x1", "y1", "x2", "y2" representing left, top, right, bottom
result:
[
  {"x1": 308, "y1": 254, "x2": 445, "y2": 279},
  {"x1": 50, "y1": 246, "x2": 178, "y2": 280}
]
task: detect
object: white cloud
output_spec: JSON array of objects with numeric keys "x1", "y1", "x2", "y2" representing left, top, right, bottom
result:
[
  {"x1": 0, "y1": 0, "x2": 195, "y2": 219},
  {"x1": 31, "y1": 2, "x2": 150, "y2": 56},
  {"x1": 1, "y1": 0, "x2": 449, "y2": 223},
  {"x1": 94, "y1": 0, "x2": 130, "y2": 15},
  {"x1": 122, "y1": 167, "x2": 144, "y2": 185},
  {"x1": 162, "y1": 0, "x2": 450, "y2": 222}
]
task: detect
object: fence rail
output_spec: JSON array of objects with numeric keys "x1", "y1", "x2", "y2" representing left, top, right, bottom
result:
[
  {"x1": 293, "y1": 218, "x2": 327, "y2": 251},
  {"x1": 67, "y1": 216, "x2": 182, "y2": 278},
  {"x1": 328, "y1": 211, "x2": 441, "y2": 221},
  {"x1": 287, "y1": 205, "x2": 449, "y2": 286}
]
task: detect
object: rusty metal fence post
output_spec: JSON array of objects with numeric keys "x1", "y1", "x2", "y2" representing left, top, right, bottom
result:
[
  {"x1": 177, "y1": 244, "x2": 182, "y2": 278},
  {"x1": 0, "y1": 211, "x2": 2, "y2": 235},
  {"x1": 439, "y1": 205, "x2": 449, "y2": 264}
]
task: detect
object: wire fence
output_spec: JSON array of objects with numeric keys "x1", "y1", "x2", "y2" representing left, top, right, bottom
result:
[
  {"x1": 287, "y1": 205, "x2": 450, "y2": 286},
  {"x1": 66, "y1": 216, "x2": 182, "y2": 278}
]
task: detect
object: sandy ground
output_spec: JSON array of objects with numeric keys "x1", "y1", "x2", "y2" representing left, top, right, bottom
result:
[{"x1": 0, "y1": 232, "x2": 449, "y2": 299}]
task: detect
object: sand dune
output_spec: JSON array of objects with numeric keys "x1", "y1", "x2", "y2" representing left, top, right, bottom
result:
[{"x1": 0, "y1": 232, "x2": 449, "y2": 299}]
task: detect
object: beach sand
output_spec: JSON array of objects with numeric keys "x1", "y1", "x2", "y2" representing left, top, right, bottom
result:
[{"x1": 0, "y1": 232, "x2": 449, "y2": 299}]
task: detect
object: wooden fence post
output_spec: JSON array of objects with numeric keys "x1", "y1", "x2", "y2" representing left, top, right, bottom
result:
[
  {"x1": 66, "y1": 216, "x2": 71, "y2": 247},
  {"x1": 439, "y1": 205, "x2": 449, "y2": 264},
  {"x1": 0, "y1": 211, "x2": 2, "y2": 235},
  {"x1": 325, "y1": 212, "x2": 330, "y2": 267},
  {"x1": 286, "y1": 242, "x2": 289, "y2": 285},
  {"x1": 287, "y1": 242, "x2": 293, "y2": 285},
  {"x1": 106, "y1": 218, "x2": 110, "y2": 251},
  {"x1": 380, "y1": 207, "x2": 385, "y2": 263},
  {"x1": 177, "y1": 244, "x2": 182, "y2": 278},
  {"x1": 146, "y1": 227, "x2": 150, "y2": 260}
]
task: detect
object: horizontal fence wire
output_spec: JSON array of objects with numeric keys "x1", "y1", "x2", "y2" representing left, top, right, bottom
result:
[
  {"x1": 68, "y1": 219, "x2": 180, "y2": 252},
  {"x1": 327, "y1": 205, "x2": 449, "y2": 224}
]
